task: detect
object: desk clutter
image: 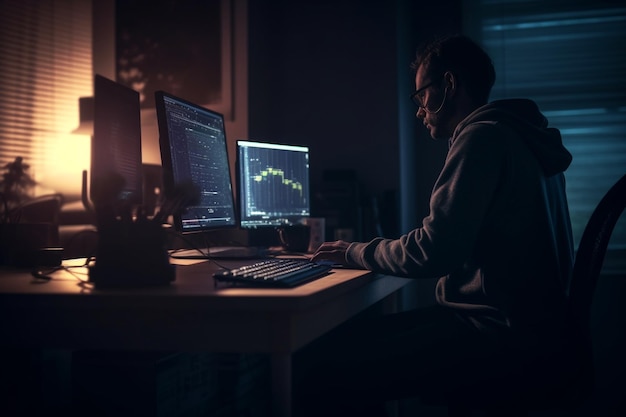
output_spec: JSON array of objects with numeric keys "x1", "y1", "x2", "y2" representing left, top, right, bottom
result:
[
  {"x1": 88, "y1": 218, "x2": 175, "y2": 288},
  {"x1": 87, "y1": 174, "x2": 197, "y2": 288}
]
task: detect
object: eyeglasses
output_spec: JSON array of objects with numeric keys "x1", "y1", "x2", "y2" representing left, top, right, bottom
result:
[{"x1": 409, "y1": 77, "x2": 441, "y2": 108}]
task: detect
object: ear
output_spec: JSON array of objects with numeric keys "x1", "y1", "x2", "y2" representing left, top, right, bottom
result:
[{"x1": 443, "y1": 71, "x2": 456, "y2": 95}]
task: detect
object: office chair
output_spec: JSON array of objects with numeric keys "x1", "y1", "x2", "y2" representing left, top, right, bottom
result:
[
  {"x1": 425, "y1": 173, "x2": 626, "y2": 417},
  {"x1": 9, "y1": 193, "x2": 64, "y2": 246}
]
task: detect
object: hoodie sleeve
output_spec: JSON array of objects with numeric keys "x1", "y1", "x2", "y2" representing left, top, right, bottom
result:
[{"x1": 345, "y1": 122, "x2": 508, "y2": 278}]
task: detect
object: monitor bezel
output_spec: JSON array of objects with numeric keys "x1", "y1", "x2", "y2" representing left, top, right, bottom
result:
[{"x1": 155, "y1": 90, "x2": 238, "y2": 234}]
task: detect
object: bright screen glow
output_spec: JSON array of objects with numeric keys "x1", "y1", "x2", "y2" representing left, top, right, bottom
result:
[
  {"x1": 237, "y1": 140, "x2": 310, "y2": 228},
  {"x1": 155, "y1": 91, "x2": 237, "y2": 233}
]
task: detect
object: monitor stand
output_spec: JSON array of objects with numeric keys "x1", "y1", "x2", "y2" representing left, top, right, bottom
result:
[{"x1": 170, "y1": 246, "x2": 265, "y2": 259}]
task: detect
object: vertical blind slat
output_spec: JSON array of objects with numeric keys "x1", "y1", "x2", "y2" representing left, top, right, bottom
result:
[{"x1": 477, "y1": 0, "x2": 626, "y2": 249}]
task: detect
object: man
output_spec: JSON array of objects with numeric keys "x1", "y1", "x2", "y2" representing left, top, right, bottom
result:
[{"x1": 296, "y1": 34, "x2": 580, "y2": 415}]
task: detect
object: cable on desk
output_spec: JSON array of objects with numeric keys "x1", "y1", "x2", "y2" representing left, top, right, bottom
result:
[{"x1": 31, "y1": 257, "x2": 93, "y2": 283}]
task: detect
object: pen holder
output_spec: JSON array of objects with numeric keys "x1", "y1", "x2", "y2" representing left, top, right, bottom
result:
[{"x1": 89, "y1": 219, "x2": 175, "y2": 288}]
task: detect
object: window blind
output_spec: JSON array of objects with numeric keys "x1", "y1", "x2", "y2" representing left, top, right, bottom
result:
[
  {"x1": 472, "y1": 0, "x2": 626, "y2": 250},
  {"x1": 0, "y1": 0, "x2": 92, "y2": 198}
]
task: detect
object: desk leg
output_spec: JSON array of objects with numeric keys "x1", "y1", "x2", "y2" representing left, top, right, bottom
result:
[{"x1": 271, "y1": 352, "x2": 292, "y2": 417}]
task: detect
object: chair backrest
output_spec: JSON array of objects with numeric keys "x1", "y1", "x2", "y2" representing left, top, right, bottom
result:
[
  {"x1": 568, "y1": 173, "x2": 626, "y2": 329},
  {"x1": 17, "y1": 193, "x2": 64, "y2": 224}
]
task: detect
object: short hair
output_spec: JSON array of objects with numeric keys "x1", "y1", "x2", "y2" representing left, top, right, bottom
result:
[{"x1": 411, "y1": 34, "x2": 496, "y2": 105}]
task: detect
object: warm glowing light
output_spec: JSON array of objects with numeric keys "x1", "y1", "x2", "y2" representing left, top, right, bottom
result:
[
  {"x1": 33, "y1": 95, "x2": 91, "y2": 197},
  {"x1": 1, "y1": 1, "x2": 92, "y2": 200},
  {"x1": 37, "y1": 133, "x2": 90, "y2": 197}
]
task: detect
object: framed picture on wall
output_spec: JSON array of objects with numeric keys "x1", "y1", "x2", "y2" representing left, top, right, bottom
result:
[{"x1": 115, "y1": 0, "x2": 233, "y2": 118}]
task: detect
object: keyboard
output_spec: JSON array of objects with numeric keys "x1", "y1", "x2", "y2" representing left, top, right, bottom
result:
[{"x1": 213, "y1": 259, "x2": 332, "y2": 288}]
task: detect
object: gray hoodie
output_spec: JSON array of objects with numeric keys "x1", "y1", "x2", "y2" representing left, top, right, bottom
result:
[{"x1": 346, "y1": 99, "x2": 575, "y2": 342}]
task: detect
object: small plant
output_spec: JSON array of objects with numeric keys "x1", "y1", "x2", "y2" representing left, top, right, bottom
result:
[{"x1": 0, "y1": 156, "x2": 37, "y2": 223}]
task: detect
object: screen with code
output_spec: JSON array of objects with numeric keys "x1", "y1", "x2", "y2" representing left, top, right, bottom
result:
[{"x1": 155, "y1": 91, "x2": 237, "y2": 233}]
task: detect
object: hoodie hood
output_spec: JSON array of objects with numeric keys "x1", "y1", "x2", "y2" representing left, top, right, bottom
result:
[{"x1": 453, "y1": 99, "x2": 572, "y2": 176}]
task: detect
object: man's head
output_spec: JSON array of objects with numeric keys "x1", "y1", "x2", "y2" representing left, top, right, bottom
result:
[{"x1": 410, "y1": 35, "x2": 496, "y2": 139}]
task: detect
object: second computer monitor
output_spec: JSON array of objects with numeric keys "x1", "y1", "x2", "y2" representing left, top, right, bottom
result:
[
  {"x1": 91, "y1": 74, "x2": 143, "y2": 206},
  {"x1": 155, "y1": 91, "x2": 237, "y2": 233},
  {"x1": 237, "y1": 140, "x2": 310, "y2": 228}
]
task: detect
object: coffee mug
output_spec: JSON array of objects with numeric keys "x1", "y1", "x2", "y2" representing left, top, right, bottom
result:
[
  {"x1": 302, "y1": 217, "x2": 325, "y2": 252},
  {"x1": 278, "y1": 224, "x2": 311, "y2": 253}
]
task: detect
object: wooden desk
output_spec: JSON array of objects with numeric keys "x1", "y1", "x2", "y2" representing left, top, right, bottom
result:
[{"x1": 0, "y1": 258, "x2": 411, "y2": 416}]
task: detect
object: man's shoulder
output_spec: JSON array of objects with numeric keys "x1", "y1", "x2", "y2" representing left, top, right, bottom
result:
[
  {"x1": 462, "y1": 119, "x2": 508, "y2": 132},
  {"x1": 452, "y1": 119, "x2": 511, "y2": 149}
]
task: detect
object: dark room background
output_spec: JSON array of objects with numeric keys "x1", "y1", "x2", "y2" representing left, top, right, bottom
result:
[
  {"x1": 0, "y1": 0, "x2": 624, "y2": 255},
  {"x1": 0, "y1": 1, "x2": 625, "y2": 415},
  {"x1": 247, "y1": 0, "x2": 461, "y2": 242}
]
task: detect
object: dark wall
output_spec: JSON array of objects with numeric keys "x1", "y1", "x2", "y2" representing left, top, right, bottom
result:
[
  {"x1": 248, "y1": 0, "x2": 462, "y2": 238},
  {"x1": 248, "y1": 0, "x2": 398, "y2": 192}
]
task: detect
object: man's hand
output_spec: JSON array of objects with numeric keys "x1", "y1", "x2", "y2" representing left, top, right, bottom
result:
[{"x1": 311, "y1": 240, "x2": 351, "y2": 266}]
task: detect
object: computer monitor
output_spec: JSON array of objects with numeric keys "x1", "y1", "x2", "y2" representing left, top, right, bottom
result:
[
  {"x1": 154, "y1": 91, "x2": 237, "y2": 234},
  {"x1": 236, "y1": 140, "x2": 310, "y2": 228},
  {"x1": 91, "y1": 74, "x2": 143, "y2": 206}
]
